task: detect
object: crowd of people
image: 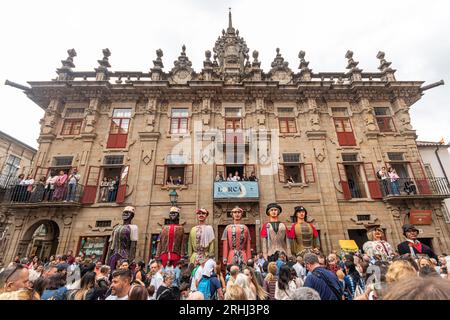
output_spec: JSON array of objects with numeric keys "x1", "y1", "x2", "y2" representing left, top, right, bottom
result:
[
  {"x1": 6, "y1": 170, "x2": 120, "y2": 203},
  {"x1": 1, "y1": 245, "x2": 450, "y2": 301},
  {"x1": 215, "y1": 171, "x2": 258, "y2": 182}
]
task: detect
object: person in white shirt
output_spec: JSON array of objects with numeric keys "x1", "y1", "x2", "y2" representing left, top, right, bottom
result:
[
  {"x1": 233, "y1": 171, "x2": 241, "y2": 181},
  {"x1": 190, "y1": 258, "x2": 206, "y2": 292},
  {"x1": 66, "y1": 168, "x2": 81, "y2": 202},
  {"x1": 106, "y1": 269, "x2": 132, "y2": 300},
  {"x1": 227, "y1": 173, "x2": 234, "y2": 182},
  {"x1": 149, "y1": 261, "x2": 163, "y2": 298},
  {"x1": 293, "y1": 254, "x2": 306, "y2": 281}
]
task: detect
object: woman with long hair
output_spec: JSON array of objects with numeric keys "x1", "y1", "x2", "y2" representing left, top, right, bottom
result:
[
  {"x1": 215, "y1": 261, "x2": 226, "y2": 291},
  {"x1": 274, "y1": 265, "x2": 296, "y2": 300},
  {"x1": 134, "y1": 261, "x2": 146, "y2": 283},
  {"x1": 234, "y1": 273, "x2": 255, "y2": 300},
  {"x1": 70, "y1": 271, "x2": 97, "y2": 300},
  {"x1": 243, "y1": 267, "x2": 268, "y2": 300},
  {"x1": 263, "y1": 262, "x2": 278, "y2": 300},
  {"x1": 343, "y1": 260, "x2": 365, "y2": 300}
]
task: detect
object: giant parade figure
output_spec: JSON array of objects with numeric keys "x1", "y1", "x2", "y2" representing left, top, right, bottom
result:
[
  {"x1": 289, "y1": 205, "x2": 320, "y2": 255},
  {"x1": 221, "y1": 206, "x2": 251, "y2": 267},
  {"x1": 188, "y1": 208, "x2": 215, "y2": 264},
  {"x1": 260, "y1": 203, "x2": 291, "y2": 261},
  {"x1": 107, "y1": 206, "x2": 138, "y2": 270},
  {"x1": 362, "y1": 225, "x2": 394, "y2": 261},
  {"x1": 156, "y1": 206, "x2": 185, "y2": 267}
]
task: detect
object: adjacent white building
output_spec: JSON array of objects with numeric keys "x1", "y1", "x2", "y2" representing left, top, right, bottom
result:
[{"x1": 417, "y1": 141, "x2": 450, "y2": 223}]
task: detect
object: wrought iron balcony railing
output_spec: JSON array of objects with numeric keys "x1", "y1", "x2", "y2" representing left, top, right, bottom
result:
[{"x1": 378, "y1": 177, "x2": 450, "y2": 198}]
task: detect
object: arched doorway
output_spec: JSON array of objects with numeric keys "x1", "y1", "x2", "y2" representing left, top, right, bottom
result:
[{"x1": 16, "y1": 220, "x2": 60, "y2": 262}]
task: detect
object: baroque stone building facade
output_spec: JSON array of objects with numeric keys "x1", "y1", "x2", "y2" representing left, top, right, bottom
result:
[{"x1": 1, "y1": 13, "x2": 449, "y2": 264}]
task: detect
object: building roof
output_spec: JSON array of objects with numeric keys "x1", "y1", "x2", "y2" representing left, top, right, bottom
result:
[
  {"x1": 416, "y1": 140, "x2": 449, "y2": 148},
  {"x1": 0, "y1": 130, "x2": 37, "y2": 153}
]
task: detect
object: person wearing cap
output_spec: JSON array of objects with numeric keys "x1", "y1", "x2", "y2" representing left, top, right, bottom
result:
[
  {"x1": 221, "y1": 206, "x2": 251, "y2": 266},
  {"x1": 107, "y1": 206, "x2": 138, "y2": 271},
  {"x1": 260, "y1": 203, "x2": 291, "y2": 261},
  {"x1": 188, "y1": 208, "x2": 215, "y2": 264},
  {"x1": 362, "y1": 225, "x2": 394, "y2": 262},
  {"x1": 397, "y1": 224, "x2": 437, "y2": 260},
  {"x1": 156, "y1": 206, "x2": 185, "y2": 267},
  {"x1": 289, "y1": 206, "x2": 320, "y2": 256}
]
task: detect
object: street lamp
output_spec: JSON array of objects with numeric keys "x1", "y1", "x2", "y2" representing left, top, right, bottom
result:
[{"x1": 169, "y1": 188, "x2": 178, "y2": 205}]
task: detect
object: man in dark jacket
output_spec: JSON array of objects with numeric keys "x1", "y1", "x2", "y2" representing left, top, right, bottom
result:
[
  {"x1": 397, "y1": 224, "x2": 438, "y2": 260},
  {"x1": 303, "y1": 253, "x2": 344, "y2": 300}
]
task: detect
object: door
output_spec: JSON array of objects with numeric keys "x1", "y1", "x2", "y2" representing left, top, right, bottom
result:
[
  {"x1": 337, "y1": 163, "x2": 351, "y2": 200},
  {"x1": 347, "y1": 229, "x2": 369, "y2": 252},
  {"x1": 82, "y1": 166, "x2": 101, "y2": 204},
  {"x1": 116, "y1": 165, "x2": 129, "y2": 203}
]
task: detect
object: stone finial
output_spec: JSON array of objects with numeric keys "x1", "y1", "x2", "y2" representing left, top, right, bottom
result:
[
  {"x1": 61, "y1": 49, "x2": 77, "y2": 68},
  {"x1": 271, "y1": 48, "x2": 289, "y2": 69},
  {"x1": 345, "y1": 50, "x2": 362, "y2": 81},
  {"x1": 298, "y1": 50, "x2": 312, "y2": 81},
  {"x1": 97, "y1": 48, "x2": 111, "y2": 68},
  {"x1": 203, "y1": 50, "x2": 213, "y2": 70},
  {"x1": 152, "y1": 49, "x2": 164, "y2": 70},
  {"x1": 377, "y1": 51, "x2": 396, "y2": 81},
  {"x1": 252, "y1": 50, "x2": 259, "y2": 62},
  {"x1": 205, "y1": 50, "x2": 212, "y2": 61},
  {"x1": 173, "y1": 45, "x2": 192, "y2": 69},
  {"x1": 181, "y1": 44, "x2": 186, "y2": 56}
]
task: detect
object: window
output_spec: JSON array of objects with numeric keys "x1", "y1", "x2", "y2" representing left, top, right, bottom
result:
[
  {"x1": 278, "y1": 153, "x2": 315, "y2": 184},
  {"x1": 95, "y1": 220, "x2": 112, "y2": 228},
  {"x1": 107, "y1": 108, "x2": 132, "y2": 148},
  {"x1": 61, "y1": 119, "x2": 82, "y2": 135},
  {"x1": 53, "y1": 156, "x2": 73, "y2": 167},
  {"x1": 342, "y1": 153, "x2": 358, "y2": 162},
  {"x1": 283, "y1": 153, "x2": 301, "y2": 163},
  {"x1": 170, "y1": 109, "x2": 189, "y2": 134},
  {"x1": 387, "y1": 152, "x2": 404, "y2": 161},
  {"x1": 0, "y1": 155, "x2": 21, "y2": 187},
  {"x1": 65, "y1": 108, "x2": 85, "y2": 118},
  {"x1": 357, "y1": 214, "x2": 371, "y2": 221},
  {"x1": 225, "y1": 108, "x2": 242, "y2": 118},
  {"x1": 278, "y1": 108, "x2": 296, "y2": 133},
  {"x1": 103, "y1": 155, "x2": 124, "y2": 165},
  {"x1": 333, "y1": 117, "x2": 356, "y2": 146},
  {"x1": 154, "y1": 164, "x2": 194, "y2": 185},
  {"x1": 374, "y1": 107, "x2": 395, "y2": 132}
]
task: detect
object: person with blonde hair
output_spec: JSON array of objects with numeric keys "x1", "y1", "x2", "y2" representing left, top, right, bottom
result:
[
  {"x1": 243, "y1": 267, "x2": 268, "y2": 300},
  {"x1": 383, "y1": 276, "x2": 450, "y2": 300},
  {"x1": 234, "y1": 273, "x2": 255, "y2": 300},
  {"x1": 224, "y1": 284, "x2": 247, "y2": 300},
  {"x1": 385, "y1": 260, "x2": 417, "y2": 283},
  {"x1": 263, "y1": 262, "x2": 278, "y2": 300}
]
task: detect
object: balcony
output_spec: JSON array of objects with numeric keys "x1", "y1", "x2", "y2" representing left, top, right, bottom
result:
[
  {"x1": 216, "y1": 130, "x2": 250, "y2": 147},
  {"x1": 2, "y1": 183, "x2": 84, "y2": 208},
  {"x1": 379, "y1": 177, "x2": 450, "y2": 201},
  {"x1": 213, "y1": 181, "x2": 259, "y2": 202}
]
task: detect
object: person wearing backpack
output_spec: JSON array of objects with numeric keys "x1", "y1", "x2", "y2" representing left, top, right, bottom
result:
[
  {"x1": 303, "y1": 253, "x2": 344, "y2": 300},
  {"x1": 197, "y1": 257, "x2": 223, "y2": 300},
  {"x1": 343, "y1": 260, "x2": 365, "y2": 300}
]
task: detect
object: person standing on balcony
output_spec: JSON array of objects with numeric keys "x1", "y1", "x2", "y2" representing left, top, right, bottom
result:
[
  {"x1": 23, "y1": 175, "x2": 35, "y2": 202},
  {"x1": 377, "y1": 167, "x2": 389, "y2": 195},
  {"x1": 67, "y1": 168, "x2": 81, "y2": 202},
  {"x1": 248, "y1": 172, "x2": 258, "y2": 182},
  {"x1": 227, "y1": 173, "x2": 234, "y2": 181},
  {"x1": 99, "y1": 177, "x2": 109, "y2": 202},
  {"x1": 388, "y1": 167, "x2": 400, "y2": 195},
  {"x1": 107, "y1": 177, "x2": 116, "y2": 202},
  {"x1": 44, "y1": 173, "x2": 57, "y2": 201},
  {"x1": 52, "y1": 170, "x2": 68, "y2": 201},
  {"x1": 29, "y1": 176, "x2": 46, "y2": 202},
  {"x1": 233, "y1": 171, "x2": 241, "y2": 181}
]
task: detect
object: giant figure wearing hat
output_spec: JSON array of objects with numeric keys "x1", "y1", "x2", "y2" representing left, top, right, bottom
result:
[
  {"x1": 288, "y1": 206, "x2": 320, "y2": 255},
  {"x1": 107, "y1": 206, "x2": 138, "y2": 271},
  {"x1": 221, "y1": 206, "x2": 251, "y2": 266},
  {"x1": 397, "y1": 224, "x2": 437, "y2": 260},
  {"x1": 362, "y1": 225, "x2": 394, "y2": 261},
  {"x1": 260, "y1": 203, "x2": 291, "y2": 261},
  {"x1": 188, "y1": 208, "x2": 215, "y2": 264},
  {"x1": 156, "y1": 206, "x2": 185, "y2": 267}
]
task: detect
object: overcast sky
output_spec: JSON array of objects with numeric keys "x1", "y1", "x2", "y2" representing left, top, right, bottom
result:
[{"x1": 0, "y1": 0, "x2": 448, "y2": 149}]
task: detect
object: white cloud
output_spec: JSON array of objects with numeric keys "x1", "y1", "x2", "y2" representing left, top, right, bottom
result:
[{"x1": 0, "y1": 0, "x2": 449, "y2": 148}]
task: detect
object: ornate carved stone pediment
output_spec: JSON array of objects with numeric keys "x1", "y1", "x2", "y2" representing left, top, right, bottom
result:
[{"x1": 269, "y1": 48, "x2": 293, "y2": 84}]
